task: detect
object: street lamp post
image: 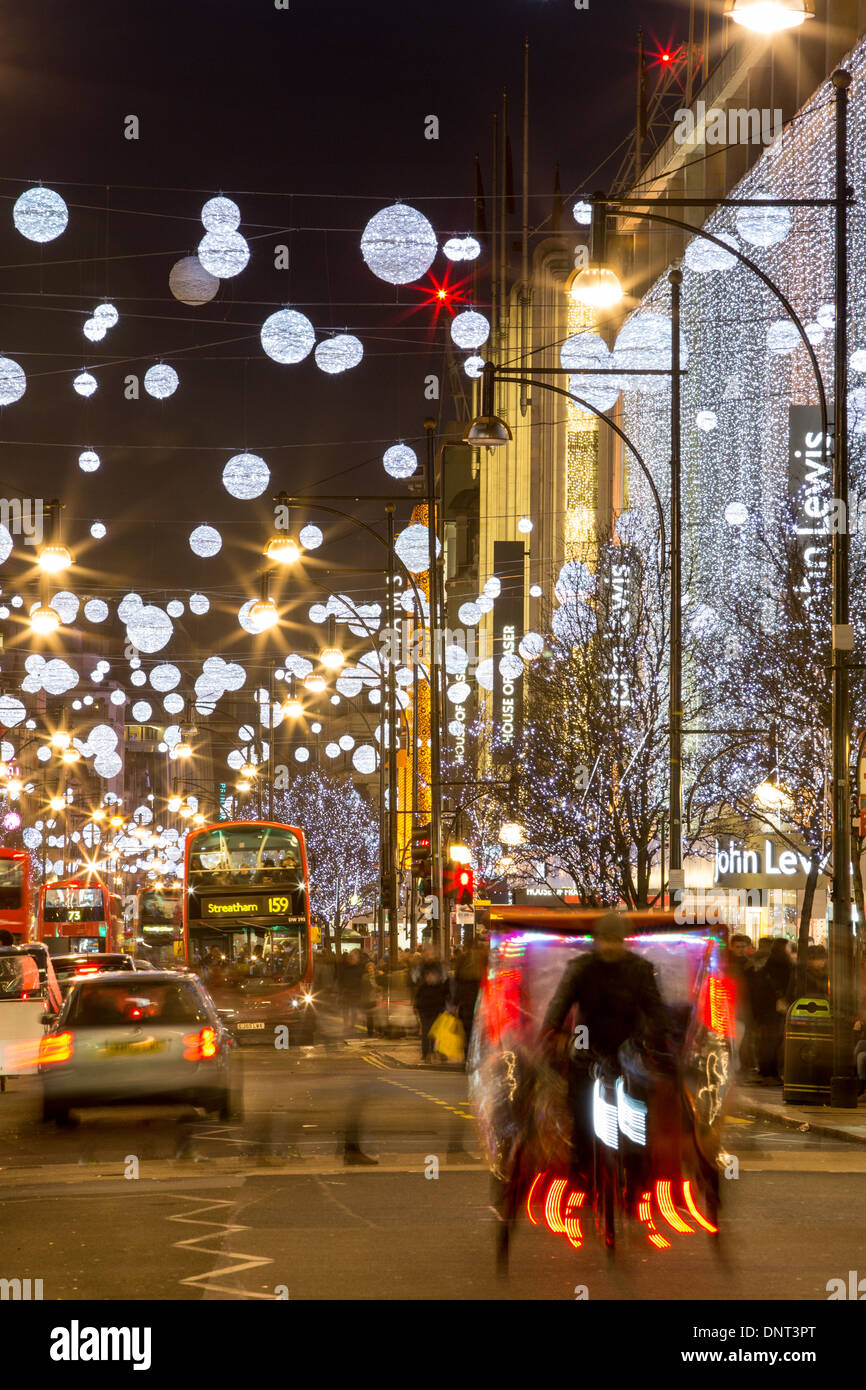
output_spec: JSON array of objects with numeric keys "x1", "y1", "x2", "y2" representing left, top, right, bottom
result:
[
  {"x1": 424, "y1": 418, "x2": 445, "y2": 954},
  {"x1": 668, "y1": 269, "x2": 684, "y2": 906},
  {"x1": 385, "y1": 505, "x2": 400, "y2": 968}
]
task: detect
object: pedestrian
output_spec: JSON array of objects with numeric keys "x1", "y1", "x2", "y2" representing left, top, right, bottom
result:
[
  {"x1": 413, "y1": 961, "x2": 449, "y2": 1062},
  {"x1": 725, "y1": 932, "x2": 753, "y2": 1070},
  {"x1": 804, "y1": 944, "x2": 829, "y2": 997},
  {"x1": 750, "y1": 938, "x2": 793, "y2": 1082},
  {"x1": 339, "y1": 948, "x2": 364, "y2": 1035},
  {"x1": 360, "y1": 960, "x2": 381, "y2": 1037},
  {"x1": 450, "y1": 941, "x2": 488, "y2": 1057}
]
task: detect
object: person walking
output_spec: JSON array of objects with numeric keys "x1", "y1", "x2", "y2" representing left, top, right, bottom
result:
[
  {"x1": 450, "y1": 942, "x2": 488, "y2": 1057},
  {"x1": 339, "y1": 948, "x2": 364, "y2": 1036},
  {"x1": 360, "y1": 960, "x2": 382, "y2": 1037},
  {"x1": 413, "y1": 960, "x2": 449, "y2": 1062},
  {"x1": 750, "y1": 938, "x2": 793, "y2": 1082}
]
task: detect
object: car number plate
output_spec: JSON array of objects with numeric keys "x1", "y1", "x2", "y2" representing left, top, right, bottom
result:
[
  {"x1": 99, "y1": 1040, "x2": 166, "y2": 1056},
  {"x1": 236, "y1": 1022, "x2": 266, "y2": 1030}
]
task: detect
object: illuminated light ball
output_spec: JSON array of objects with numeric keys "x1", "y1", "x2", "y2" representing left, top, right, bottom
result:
[
  {"x1": 308, "y1": 603, "x2": 328, "y2": 624},
  {"x1": 201, "y1": 196, "x2": 241, "y2": 232},
  {"x1": 447, "y1": 681, "x2": 471, "y2": 705},
  {"x1": 612, "y1": 312, "x2": 687, "y2": 394},
  {"x1": 448, "y1": 720, "x2": 462, "y2": 738},
  {"x1": 517, "y1": 516, "x2": 533, "y2": 534},
  {"x1": 84, "y1": 598, "x2": 108, "y2": 623},
  {"x1": 314, "y1": 335, "x2": 363, "y2": 374},
  {"x1": 260, "y1": 309, "x2": 315, "y2": 364},
  {"x1": 483, "y1": 576, "x2": 501, "y2": 599},
  {"x1": 805, "y1": 322, "x2": 825, "y2": 347},
  {"x1": 450, "y1": 310, "x2": 490, "y2": 350},
  {"x1": 683, "y1": 230, "x2": 738, "y2": 273},
  {"x1": 0, "y1": 358, "x2": 26, "y2": 406},
  {"x1": 560, "y1": 330, "x2": 619, "y2": 412},
  {"x1": 767, "y1": 320, "x2": 800, "y2": 355},
  {"x1": 339, "y1": 734, "x2": 355, "y2": 752},
  {"x1": 360, "y1": 203, "x2": 437, "y2": 285},
  {"x1": 499, "y1": 653, "x2": 524, "y2": 681},
  {"x1": 442, "y1": 235, "x2": 481, "y2": 262},
  {"x1": 132, "y1": 701, "x2": 152, "y2": 722},
  {"x1": 94, "y1": 303, "x2": 118, "y2": 328},
  {"x1": 189, "y1": 592, "x2": 209, "y2": 615},
  {"x1": 117, "y1": 592, "x2": 143, "y2": 622},
  {"x1": 285, "y1": 653, "x2": 313, "y2": 677},
  {"x1": 237, "y1": 597, "x2": 271, "y2": 635},
  {"x1": 126, "y1": 604, "x2": 173, "y2": 654},
  {"x1": 353, "y1": 745, "x2": 377, "y2": 774},
  {"x1": 131, "y1": 670, "x2": 145, "y2": 686},
  {"x1": 13, "y1": 187, "x2": 68, "y2": 242},
  {"x1": 0, "y1": 525, "x2": 12, "y2": 563},
  {"x1": 724, "y1": 501, "x2": 749, "y2": 527},
  {"x1": 23, "y1": 828, "x2": 41, "y2": 849},
  {"x1": 0, "y1": 695, "x2": 25, "y2": 726},
  {"x1": 197, "y1": 229, "x2": 250, "y2": 279},
  {"x1": 166, "y1": 599, "x2": 184, "y2": 618},
  {"x1": 851, "y1": 349, "x2": 866, "y2": 372},
  {"x1": 169, "y1": 255, "x2": 219, "y2": 306},
  {"x1": 189, "y1": 524, "x2": 222, "y2": 557},
  {"x1": 696, "y1": 410, "x2": 718, "y2": 432},
  {"x1": 83, "y1": 317, "x2": 107, "y2": 342},
  {"x1": 572, "y1": 200, "x2": 592, "y2": 226},
  {"x1": 299, "y1": 524, "x2": 323, "y2": 550},
  {"x1": 464, "y1": 355, "x2": 485, "y2": 379},
  {"x1": 94, "y1": 750, "x2": 123, "y2": 780},
  {"x1": 163, "y1": 693, "x2": 184, "y2": 714},
  {"x1": 294, "y1": 747, "x2": 310, "y2": 763},
  {"x1": 368, "y1": 689, "x2": 381, "y2": 705},
  {"x1": 519, "y1": 632, "x2": 544, "y2": 661},
  {"x1": 690, "y1": 603, "x2": 717, "y2": 637},
  {"x1": 73, "y1": 371, "x2": 98, "y2": 397},
  {"x1": 129, "y1": 655, "x2": 142, "y2": 668},
  {"x1": 458, "y1": 601, "x2": 482, "y2": 626},
  {"x1": 615, "y1": 511, "x2": 646, "y2": 545},
  {"x1": 383, "y1": 443, "x2": 418, "y2": 480},
  {"x1": 325, "y1": 742, "x2": 340, "y2": 759},
  {"x1": 150, "y1": 663, "x2": 181, "y2": 692},
  {"x1": 3, "y1": 811, "x2": 20, "y2": 830},
  {"x1": 90, "y1": 521, "x2": 106, "y2": 539},
  {"x1": 556, "y1": 560, "x2": 595, "y2": 601},
  {"x1": 222, "y1": 452, "x2": 269, "y2": 499},
  {"x1": 735, "y1": 194, "x2": 790, "y2": 248},
  {"x1": 445, "y1": 645, "x2": 469, "y2": 675},
  {"x1": 144, "y1": 364, "x2": 179, "y2": 399},
  {"x1": 10, "y1": 596, "x2": 22, "y2": 607},
  {"x1": 477, "y1": 594, "x2": 493, "y2": 614},
  {"x1": 79, "y1": 449, "x2": 100, "y2": 472},
  {"x1": 50, "y1": 591, "x2": 79, "y2": 624},
  {"x1": 336, "y1": 676, "x2": 362, "y2": 697},
  {"x1": 394, "y1": 522, "x2": 440, "y2": 573},
  {"x1": 816, "y1": 303, "x2": 835, "y2": 330}
]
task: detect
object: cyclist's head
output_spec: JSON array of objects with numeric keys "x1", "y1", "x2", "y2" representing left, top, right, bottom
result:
[{"x1": 594, "y1": 912, "x2": 628, "y2": 961}]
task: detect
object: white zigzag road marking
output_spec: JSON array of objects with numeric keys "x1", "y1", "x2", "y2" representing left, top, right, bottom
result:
[{"x1": 166, "y1": 1194, "x2": 275, "y2": 1299}]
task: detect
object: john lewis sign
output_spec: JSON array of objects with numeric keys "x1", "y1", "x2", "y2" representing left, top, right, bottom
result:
[{"x1": 714, "y1": 837, "x2": 828, "y2": 889}]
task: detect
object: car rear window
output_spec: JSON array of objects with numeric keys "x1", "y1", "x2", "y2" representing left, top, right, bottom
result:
[
  {"x1": 55, "y1": 956, "x2": 134, "y2": 979},
  {"x1": 70, "y1": 980, "x2": 210, "y2": 1028},
  {"x1": 0, "y1": 954, "x2": 41, "y2": 1000}
]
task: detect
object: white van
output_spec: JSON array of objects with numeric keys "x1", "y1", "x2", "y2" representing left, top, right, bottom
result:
[{"x1": 0, "y1": 944, "x2": 62, "y2": 1082}]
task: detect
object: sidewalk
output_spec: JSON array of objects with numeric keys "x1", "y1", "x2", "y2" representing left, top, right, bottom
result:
[
  {"x1": 734, "y1": 1080, "x2": 866, "y2": 1144},
  {"x1": 344, "y1": 1036, "x2": 461, "y2": 1071}
]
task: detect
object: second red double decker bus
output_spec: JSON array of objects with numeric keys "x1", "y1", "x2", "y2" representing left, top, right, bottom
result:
[{"x1": 36, "y1": 875, "x2": 123, "y2": 956}]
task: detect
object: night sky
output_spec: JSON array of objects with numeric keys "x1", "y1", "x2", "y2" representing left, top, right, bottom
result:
[{"x1": 0, "y1": 0, "x2": 692, "y2": 656}]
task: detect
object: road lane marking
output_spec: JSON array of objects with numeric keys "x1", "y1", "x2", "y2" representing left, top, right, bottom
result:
[{"x1": 166, "y1": 1194, "x2": 275, "y2": 1299}]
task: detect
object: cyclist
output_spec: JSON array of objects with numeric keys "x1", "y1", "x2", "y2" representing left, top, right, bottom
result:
[{"x1": 540, "y1": 911, "x2": 669, "y2": 1181}]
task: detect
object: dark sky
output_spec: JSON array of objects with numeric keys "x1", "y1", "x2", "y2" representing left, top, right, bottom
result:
[{"x1": 0, "y1": 0, "x2": 692, "y2": 651}]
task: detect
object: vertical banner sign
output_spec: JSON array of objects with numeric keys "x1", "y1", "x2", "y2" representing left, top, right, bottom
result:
[
  {"x1": 493, "y1": 540, "x2": 525, "y2": 762},
  {"x1": 789, "y1": 404, "x2": 830, "y2": 623}
]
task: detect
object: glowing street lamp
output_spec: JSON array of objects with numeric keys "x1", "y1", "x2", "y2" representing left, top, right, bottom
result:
[
  {"x1": 449, "y1": 841, "x2": 472, "y2": 864},
  {"x1": 30, "y1": 603, "x2": 60, "y2": 635},
  {"x1": 320, "y1": 615, "x2": 344, "y2": 671},
  {"x1": 499, "y1": 821, "x2": 526, "y2": 848},
  {"x1": 265, "y1": 496, "x2": 303, "y2": 564},
  {"x1": 249, "y1": 569, "x2": 279, "y2": 631},
  {"x1": 37, "y1": 498, "x2": 72, "y2": 574},
  {"x1": 50, "y1": 729, "x2": 72, "y2": 750},
  {"x1": 571, "y1": 194, "x2": 624, "y2": 309},
  {"x1": 61, "y1": 746, "x2": 80, "y2": 764},
  {"x1": 303, "y1": 672, "x2": 326, "y2": 694},
  {"x1": 240, "y1": 761, "x2": 258, "y2": 779},
  {"x1": 724, "y1": 0, "x2": 814, "y2": 33},
  {"x1": 49, "y1": 794, "x2": 66, "y2": 813}
]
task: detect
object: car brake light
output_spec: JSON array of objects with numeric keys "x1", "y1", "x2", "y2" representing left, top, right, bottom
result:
[
  {"x1": 700, "y1": 974, "x2": 735, "y2": 1037},
  {"x1": 183, "y1": 1026, "x2": 218, "y2": 1061},
  {"x1": 39, "y1": 1032, "x2": 74, "y2": 1065}
]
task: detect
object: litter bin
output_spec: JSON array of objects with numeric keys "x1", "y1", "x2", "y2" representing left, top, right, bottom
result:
[{"x1": 783, "y1": 997, "x2": 832, "y2": 1105}]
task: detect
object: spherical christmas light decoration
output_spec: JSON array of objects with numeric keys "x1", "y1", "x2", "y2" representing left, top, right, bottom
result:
[
  {"x1": 683, "y1": 230, "x2": 738, "y2": 273},
  {"x1": 446, "y1": 681, "x2": 471, "y2": 704},
  {"x1": 126, "y1": 604, "x2": 173, "y2": 654},
  {"x1": 851, "y1": 349, "x2": 866, "y2": 371},
  {"x1": 519, "y1": 631, "x2": 545, "y2": 661},
  {"x1": 298, "y1": 523, "x2": 323, "y2": 552},
  {"x1": 49, "y1": 591, "x2": 78, "y2": 624},
  {"x1": 445, "y1": 644, "x2": 469, "y2": 676},
  {"x1": 572, "y1": 200, "x2": 593, "y2": 226},
  {"x1": 517, "y1": 516, "x2": 533, "y2": 534},
  {"x1": 696, "y1": 410, "x2": 718, "y2": 432},
  {"x1": 767, "y1": 319, "x2": 800, "y2": 355},
  {"x1": 144, "y1": 364, "x2": 179, "y2": 399},
  {"x1": 117, "y1": 592, "x2": 143, "y2": 622},
  {"x1": 132, "y1": 700, "x2": 152, "y2": 722},
  {"x1": 237, "y1": 598, "x2": 272, "y2": 635},
  {"x1": 360, "y1": 203, "x2": 437, "y2": 285},
  {"x1": 83, "y1": 317, "x2": 106, "y2": 342},
  {"x1": 131, "y1": 670, "x2": 146, "y2": 686},
  {"x1": 816, "y1": 303, "x2": 835, "y2": 330},
  {"x1": 73, "y1": 371, "x2": 97, "y2": 397},
  {"x1": 314, "y1": 334, "x2": 363, "y2": 374},
  {"x1": 394, "y1": 522, "x2": 440, "y2": 573},
  {"x1": 477, "y1": 594, "x2": 494, "y2": 614},
  {"x1": 615, "y1": 512, "x2": 646, "y2": 545},
  {"x1": 805, "y1": 321, "x2": 825, "y2": 346},
  {"x1": 450, "y1": 310, "x2": 490, "y2": 351},
  {"x1": 464, "y1": 355, "x2": 485, "y2": 379},
  {"x1": 163, "y1": 692, "x2": 184, "y2": 715},
  {"x1": 499, "y1": 653, "x2": 524, "y2": 682},
  {"x1": 13, "y1": 187, "x2": 68, "y2": 242},
  {"x1": 189, "y1": 592, "x2": 209, "y2": 615},
  {"x1": 735, "y1": 193, "x2": 790, "y2": 248},
  {"x1": 222, "y1": 452, "x2": 269, "y2": 499},
  {"x1": 337, "y1": 733, "x2": 355, "y2": 753},
  {"x1": 189, "y1": 524, "x2": 222, "y2": 558},
  {"x1": 201, "y1": 196, "x2": 241, "y2": 232},
  {"x1": 150, "y1": 663, "x2": 181, "y2": 692},
  {"x1": 483, "y1": 576, "x2": 501, "y2": 599},
  {"x1": 556, "y1": 559, "x2": 596, "y2": 601},
  {"x1": 78, "y1": 448, "x2": 100, "y2": 472},
  {"x1": 260, "y1": 309, "x2": 315, "y2": 364},
  {"x1": 724, "y1": 501, "x2": 749, "y2": 527},
  {"x1": 197, "y1": 229, "x2": 250, "y2": 279},
  {"x1": 443, "y1": 235, "x2": 481, "y2": 261},
  {"x1": 560, "y1": 330, "x2": 620, "y2": 412},
  {"x1": 10, "y1": 595, "x2": 22, "y2": 607},
  {"x1": 94, "y1": 750, "x2": 122, "y2": 780},
  {"x1": 353, "y1": 745, "x2": 378, "y2": 774},
  {"x1": 90, "y1": 521, "x2": 106, "y2": 539},
  {"x1": 690, "y1": 603, "x2": 718, "y2": 637},
  {"x1": 308, "y1": 603, "x2": 328, "y2": 625},
  {"x1": 166, "y1": 599, "x2": 184, "y2": 618},
  {"x1": 383, "y1": 443, "x2": 418, "y2": 479},
  {"x1": 458, "y1": 601, "x2": 482, "y2": 626},
  {"x1": 0, "y1": 696, "x2": 25, "y2": 726},
  {"x1": 294, "y1": 747, "x2": 310, "y2": 763},
  {"x1": 612, "y1": 311, "x2": 687, "y2": 394},
  {"x1": 0, "y1": 525, "x2": 12, "y2": 564},
  {"x1": 23, "y1": 828, "x2": 41, "y2": 850},
  {"x1": 0, "y1": 358, "x2": 26, "y2": 406},
  {"x1": 94, "y1": 303, "x2": 118, "y2": 328},
  {"x1": 324, "y1": 741, "x2": 340, "y2": 759},
  {"x1": 169, "y1": 255, "x2": 219, "y2": 306},
  {"x1": 336, "y1": 675, "x2": 363, "y2": 697},
  {"x1": 84, "y1": 598, "x2": 108, "y2": 623}
]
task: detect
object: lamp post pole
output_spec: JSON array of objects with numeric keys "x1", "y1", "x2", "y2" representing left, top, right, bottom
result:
[
  {"x1": 425, "y1": 418, "x2": 444, "y2": 955},
  {"x1": 386, "y1": 506, "x2": 400, "y2": 969},
  {"x1": 669, "y1": 269, "x2": 684, "y2": 907}
]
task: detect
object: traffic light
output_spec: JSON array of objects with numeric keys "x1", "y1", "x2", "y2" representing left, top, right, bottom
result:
[
  {"x1": 410, "y1": 822, "x2": 432, "y2": 893},
  {"x1": 455, "y1": 865, "x2": 474, "y2": 906}
]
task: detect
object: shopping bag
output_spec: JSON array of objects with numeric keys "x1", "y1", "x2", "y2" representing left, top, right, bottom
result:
[{"x1": 430, "y1": 1010, "x2": 466, "y2": 1062}]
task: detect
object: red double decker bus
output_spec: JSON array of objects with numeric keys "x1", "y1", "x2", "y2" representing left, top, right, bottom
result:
[
  {"x1": 0, "y1": 848, "x2": 31, "y2": 943},
  {"x1": 36, "y1": 875, "x2": 123, "y2": 956}
]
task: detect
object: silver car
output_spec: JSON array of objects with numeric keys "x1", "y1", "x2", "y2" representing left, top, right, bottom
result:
[{"x1": 39, "y1": 970, "x2": 241, "y2": 1126}]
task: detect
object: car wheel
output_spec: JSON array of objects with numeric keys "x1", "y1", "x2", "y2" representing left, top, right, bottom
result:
[{"x1": 43, "y1": 1101, "x2": 73, "y2": 1127}]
